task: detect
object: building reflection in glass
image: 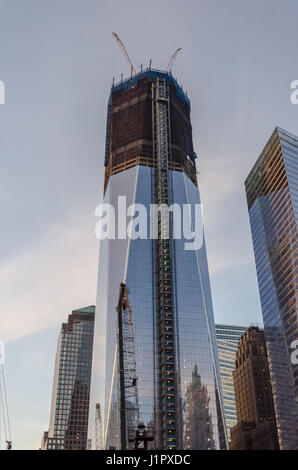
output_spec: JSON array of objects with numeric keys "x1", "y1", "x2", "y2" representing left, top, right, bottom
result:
[{"x1": 184, "y1": 365, "x2": 215, "y2": 450}]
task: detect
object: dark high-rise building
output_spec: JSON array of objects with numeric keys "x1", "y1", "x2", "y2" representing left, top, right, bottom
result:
[
  {"x1": 89, "y1": 69, "x2": 227, "y2": 450},
  {"x1": 230, "y1": 327, "x2": 279, "y2": 450},
  {"x1": 42, "y1": 306, "x2": 95, "y2": 450},
  {"x1": 245, "y1": 128, "x2": 298, "y2": 450},
  {"x1": 215, "y1": 324, "x2": 248, "y2": 442}
]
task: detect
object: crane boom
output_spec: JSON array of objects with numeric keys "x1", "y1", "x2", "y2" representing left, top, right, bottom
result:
[
  {"x1": 166, "y1": 48, "x2": 182, "y2": 72},
  {"x1": 112, "y1": 32, "x2": 136, "y2": 76}
]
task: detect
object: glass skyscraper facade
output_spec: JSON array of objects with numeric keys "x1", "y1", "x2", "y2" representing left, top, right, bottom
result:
[
  {"x1": 42, "y1": 306, "x2": 95, "y2": 450},
  {"x1": 245, "y1": 127, "x2": 298, "y2": 450},
  {"x1": 89, "y1": 69, "x2": 227, "y2": 450},
  {"x1": 215, "y1": 324, "x2": 248, "y2": 443}
]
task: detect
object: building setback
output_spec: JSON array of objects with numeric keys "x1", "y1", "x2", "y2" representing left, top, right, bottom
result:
[
  {"x1": 41, "y1": 306, "x2": 95, "y2": 450},
  {"x1": 89, "y1": 69, "x2": 227, "y2": 450},
  {"x1": 245, "y1": 128, "x2": 298, "y2": 449},
  {"x1": 215, "y1": 324, "x2": 248, "y2": 443},
  {"x1": 230, "y1": 327, "x2": 279, "y2": 450}
]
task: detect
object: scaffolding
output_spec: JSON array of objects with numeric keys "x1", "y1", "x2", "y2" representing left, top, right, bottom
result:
[{"x1": 152, "y1": 78, "x2": 178, "y2": 450}]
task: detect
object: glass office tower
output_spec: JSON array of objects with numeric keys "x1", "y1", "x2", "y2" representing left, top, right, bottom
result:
[
  {"x1": 42, "y1": 306, "x2": 95, "y2": 450},
  {"x1": 89, "y1": 70, "x2": 227, "y2": 450},
  {"x1": 215, "y1": 324, "x2": 248, "y2": 443},
  {"x1": 245, "y1": 127, "x2": 298, "y2": 450}
]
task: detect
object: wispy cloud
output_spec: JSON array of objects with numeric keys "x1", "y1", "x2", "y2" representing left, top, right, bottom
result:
[{"x1": 0, "y1": 209, "x2": 98, "y2": 342}]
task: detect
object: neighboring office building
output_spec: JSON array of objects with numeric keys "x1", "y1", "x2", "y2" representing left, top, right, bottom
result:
[
  {"x1": 42, "y1": 306, "x2": 95, "y2": 450},
  {"x1": 230, "y1": 327, "x2": 279, "y2": 450},
  {"x1": 215, "y1": 324, "x2": 248, "y2": 442},
  {"x1": 89, "y1": 69, "x2": 227, "y2": 450},
  {"x1": 245, "y1": 127, "x2": 298, "y2": 449}
]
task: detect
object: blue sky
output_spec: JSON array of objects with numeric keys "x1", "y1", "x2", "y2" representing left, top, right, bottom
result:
[{"x1": 0, "y1": 0, "x2": 298, "y2": 449}]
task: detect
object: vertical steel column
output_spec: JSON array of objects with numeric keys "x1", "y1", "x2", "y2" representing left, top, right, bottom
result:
[{"x1": 152, "y1": 78, "x2": 178, "y2": 450}]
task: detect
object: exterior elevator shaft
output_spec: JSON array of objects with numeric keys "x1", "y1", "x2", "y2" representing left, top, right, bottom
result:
[{"x1": 152, "y1": 78, "x2": 179, "y2": 450}]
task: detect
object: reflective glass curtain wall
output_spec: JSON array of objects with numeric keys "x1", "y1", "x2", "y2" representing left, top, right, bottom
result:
[
  {"x1": 215, "y1": 324, "x2": 248, "y2": 442},
  {"x1": 245, "y1": 128, "x2": 298, "y2": 450},
  {"x1": 45, "y1": 307, "x2": 95, "y2": 450}
]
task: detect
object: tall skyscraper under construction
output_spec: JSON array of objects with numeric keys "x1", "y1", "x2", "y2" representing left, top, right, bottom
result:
[{"x1": 89, "y1": 68, "x2": 227, "y2": 450}]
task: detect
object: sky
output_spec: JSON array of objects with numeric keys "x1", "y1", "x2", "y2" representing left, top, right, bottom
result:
[{"x1": 0, "y1": 0, "x2": 298, "y2": 449}]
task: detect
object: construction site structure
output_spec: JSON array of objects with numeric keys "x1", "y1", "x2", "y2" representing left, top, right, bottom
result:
[
  {"x1": 112, "y1": 32, "x2": 181, "y2": 78},
  {"x1": 152, "y1": 77, "x2": 179, "y2": 448},
  {"x1": 88, "y1": 34, "x2": 228, "y2": 451},
  {"x1": 116, "y1": 283, "x2": 140, "y2": 450},
  {"x1": 129, "y1": 424, "x2": 154, "y2": 450}
]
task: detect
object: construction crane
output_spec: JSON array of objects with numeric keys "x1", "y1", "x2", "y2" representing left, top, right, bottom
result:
[
  {"x1": 94, "y1": 403, "x2": 104, "y2": 450},
  {"x1": 166, "y1": 48, "x2": 182, "y2": 73},
  {"x1": 117, "y1": 283, "x2": 140, "y2": 450},
  {"x1": 112, "y1": 32, "x2": 136, "y2": 76},
  {"x1": 0, "y1": 350, "x2": 12, "y2": 450}
]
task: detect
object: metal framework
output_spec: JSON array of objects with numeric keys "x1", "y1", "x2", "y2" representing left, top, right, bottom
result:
[
  {"x1": 129, "y1": 424, "x2": 154, "y2": 450},
  {"x1": 117, "y1": 283, "x2": 140, "y2": 450},
  {"x1": 152, "y1": 78, "x2": 178, "y2": 450}
]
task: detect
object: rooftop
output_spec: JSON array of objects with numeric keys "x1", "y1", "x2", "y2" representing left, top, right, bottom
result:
[
  {"x1": 71, "y1": 305, "x2": 96, "y2": 316},
  {"x1": 111, "y1": 68, "x2": 190, "y2": 107}
]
